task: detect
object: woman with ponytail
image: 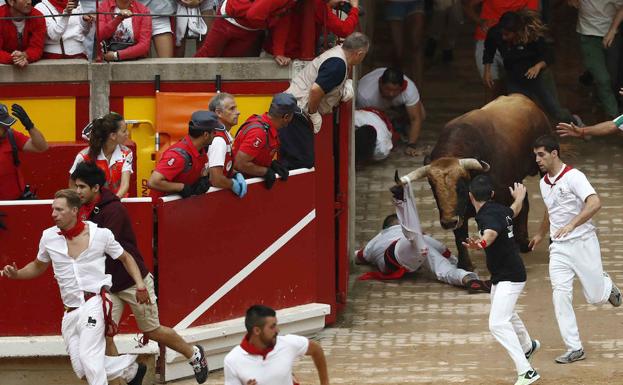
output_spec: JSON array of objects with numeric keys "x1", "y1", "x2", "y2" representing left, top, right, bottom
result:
[
  {"x1": 68, "y1": 112, "x2": 133, "y2": 198},
  {"x1": 482, "y1": 10, "x2": 582, "y2": 126}
]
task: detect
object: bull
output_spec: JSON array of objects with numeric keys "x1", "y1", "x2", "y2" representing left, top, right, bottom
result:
[{"x1": 399, "y1": 94, "x2": 551, "y2": 271}]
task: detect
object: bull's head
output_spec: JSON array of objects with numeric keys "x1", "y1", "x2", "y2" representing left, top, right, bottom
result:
[{"x1": 400, "y1": 157, "x2": 490, "y2": 230}]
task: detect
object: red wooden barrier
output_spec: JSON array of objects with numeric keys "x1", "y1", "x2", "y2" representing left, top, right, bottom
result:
[
  {"x1": 155, "y1": 171, "x2": 318, "y2": 329},
  {"x1": 0, "y1": 199, "x2": 153, "y2": 336}
]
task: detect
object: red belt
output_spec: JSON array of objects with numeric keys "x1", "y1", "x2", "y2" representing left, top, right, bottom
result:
[{"x1": 64, "y1": 291, "x2": 97, "y2": 313}]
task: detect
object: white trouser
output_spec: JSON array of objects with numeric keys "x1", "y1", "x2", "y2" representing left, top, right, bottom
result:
[
  {"x1": 489, "y1": 281, "x2": 532, "y2": 375},
  {"x1": 61, "y1": 295, "x2": 138, "y2": 385},
  {"x1": 549, "y1": 232, "x2": 612, "y2": 351},
  {"x1": 422, "y1": 238, "x2": 476, "y2": 286}
]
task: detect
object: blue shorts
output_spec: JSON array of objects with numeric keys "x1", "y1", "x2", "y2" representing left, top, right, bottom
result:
[{"x1": 384, "y1": 0, "x2": 425, "y2": 21}]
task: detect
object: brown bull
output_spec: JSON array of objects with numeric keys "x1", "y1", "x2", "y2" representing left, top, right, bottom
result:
[{"x1": 400, "y1": 94, "x2": 551, "y2": 271}]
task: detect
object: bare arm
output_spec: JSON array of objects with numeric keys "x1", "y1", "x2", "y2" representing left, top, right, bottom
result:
[
  {"x1": 22, "y1": 128, "x2": 49, "y2": 152},
  {"x1": 553, "y1": 194, "x2": 601, "y2": 239},
  {"x1": 463, "y1": 229, "x2": 498, "y2": 249},
  {"x1": 556, "y1": 120, "x2": 619, "y2": 138},
  {"x1": 306, "y1": 340, "x2": 329, "y2": 385},
  {"x1": 116, "y1": 171, "x2": 131, "y2": 198},
  {"x1": 209, "y1": 166, "x2": 234, "y2": 189},
  {"x1": 509, "y1": 183, "x2": 527, "y2": 218},
  {"x1": 147, "y1": 170, "x2": 185, "y2": 194},
  {"x1": 604, "y1": 5, "x2": 623, "y2": 47},
  {"x1": 1, "y1": 259, "x2": 49, "y2": 279},
  {"x1": 405, "y1": 102, "x2": 424, "y2": 144},
  {"x1": 528, "y1": 210, "x2": 550, "y2": 250},
  {"x1": 234, "y1": 151, "x2": 268, "y2": 177},
  {"x1": 307, "y1": 83, "x2": 326, "y2": 114}
]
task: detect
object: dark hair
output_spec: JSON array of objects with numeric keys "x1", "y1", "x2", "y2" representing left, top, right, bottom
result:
[
  {"x1": 498, "y1": 11, "x2": 522, "y2": 33},
  {"x1": 533, "y1": 134, "x2": 560, "y2": 154},
  {"x1": 469, "y1": 175, "x2": 494, "y2": 202},
  {"x1": 245, "y1": 305, "x2": 276, "y2": 333},
  {"x1": 208, "y1": 92, "x2": 235, "y2": 112},
  {"x1": 498, "y1": 10, "x2": 546, "y2": 44},
  {"x1": 71, "y1": 162, "x2": 106, "y2": 189},
  {"x1": 88, "y1": 112, "x2": 124, "y2": 162},
  {"x1": 382, "y1": 214, "x2": 399, "y2": 229},
  {"x1": 380, "y1": 68, "x2": 404, "y2": 86},
  {"x1": 54, "y1": 189, "x2": 82, "y2": 209},
  {"x1": 188, "y1": 127, "x2": 209, "y2": 138},
  {"x1": 355, "y1": 125, "x2": 377, "y2": 163}
]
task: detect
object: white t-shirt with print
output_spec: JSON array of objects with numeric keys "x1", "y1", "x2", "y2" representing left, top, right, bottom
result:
[{"x1": 224, "y1": 335, "x2": 309, "y2": 385}]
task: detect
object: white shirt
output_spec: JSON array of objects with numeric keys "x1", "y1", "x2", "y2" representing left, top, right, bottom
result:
[
  {"x1": 36, "y1": 221, "x2": 123, "y2": 307},
  {"x1": 576, "y1": 0, "x2": 623, "y2": 37},
  {"x1": 539, "y1": 165, "x2": 597, "y2": 241},
  {"x1": 69, "y1": 145, "x2": 134, "y2": 175},
  {"x1": 356, "y1": 67, "x2": 420, "y2": 110},
  {"x1": 112, "y1": 7, "x2": 135, "y2": 44},
  {"x1": 224, "y1": 335, "x2": 309, "y2": 385},
  {"x1": 12, "y1": 19, "x2": 25, "y2": 34},
  {"x1": 35, "y1": 1, "x2": 90, "y2": 56},
  {"x1": 354, "y1": 109, "x2": 393, "y2": 161},
  {"x1": 207, "y1": 131, "x2": 233, "y2": 169},
  {"x1": 363, "y1": 225, "x2": 435, "y2": 272}
]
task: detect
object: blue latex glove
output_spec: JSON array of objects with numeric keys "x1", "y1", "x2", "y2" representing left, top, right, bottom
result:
[{"x1": 235, "y1": 173, "x2": 248, "y2": 197}]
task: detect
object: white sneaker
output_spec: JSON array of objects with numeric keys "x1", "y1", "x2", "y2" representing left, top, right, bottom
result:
[
  {"x1": 514, "y1": 369, "x2": 540, "y2": 385},
  {"x1": 525, "y1": 339, "x2": 540, "y2": 362},
  {"x1": 555, "y1": 348, "x2": 586, "y2": 364}
]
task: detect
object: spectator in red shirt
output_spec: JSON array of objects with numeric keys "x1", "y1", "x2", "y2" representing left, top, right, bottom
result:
[
  {"x1": 97, "y1": 0, "x2": 152, "y2": 62},
  {"x1": 147, "y1": 111, "x2": 218, "y2": 199},
  {"x1": 195, "y1": 0, "x2": 297, "y2": 66},
  {"x1": 0, "y1": 0, "x2": 46, "y2": 67},
  {"x1": 277, "y1": 0, "x2": 360, "y2": 58},
  {"x1": 0, "y1": 103, "x2": 49, "y2": 200},
  {"x1": 232, "y1": 93, "x2": 295, "y2": 189}
]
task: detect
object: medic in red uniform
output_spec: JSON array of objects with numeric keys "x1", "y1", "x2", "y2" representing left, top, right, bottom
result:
[{"x1": 148, "y1": 111, "x2": 219, "y2": 199}]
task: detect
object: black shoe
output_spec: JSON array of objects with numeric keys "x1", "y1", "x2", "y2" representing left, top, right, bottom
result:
[
  {"x1": 467, "y1": 279, "x2": 491, "y2": 294},
  {"x1": 442, "y1": 49, "x2": 454, "y2": 63},
  {"x1": 128, "y1": 363, "x2": 146, "y2": 385},
  {"x1": 189, "y1": 344, "x2": 209, "y2": 384}
]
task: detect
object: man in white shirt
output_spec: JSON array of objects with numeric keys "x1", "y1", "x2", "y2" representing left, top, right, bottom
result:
[
  {"x1": 356, "y1": 177, "x2": 490, "y2": 293},
  {"x1": 529, "y1": 135, "x2": 622, "y2": 364},
  {"x1": 1, "y1": 189, "x2": 150, "y2": 385},
  {"x1": 354, "y1": 109, "x2": 394, "y2": 162},
  {"x1": 224, "y1": 304, "x2": 329, "y2": 385},
  {"x1": 356, "y1": 67, "x2": 426, "y2": 156},
  {"x1": 207, "y1": 93, "x2": 247, "y2": 197}
]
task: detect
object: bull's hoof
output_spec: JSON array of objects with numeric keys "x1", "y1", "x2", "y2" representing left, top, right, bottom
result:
[{"x1": 519, "y1": 241, "x2": 531, "y2": 253}]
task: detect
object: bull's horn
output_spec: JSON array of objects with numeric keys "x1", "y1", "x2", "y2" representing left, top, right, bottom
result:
[
  {"x1": 400, "y1": 165, "x2": 430, "y2": 184},
  {"x1": 459, "y1": 158, "x2": 490, "y2": 172}
]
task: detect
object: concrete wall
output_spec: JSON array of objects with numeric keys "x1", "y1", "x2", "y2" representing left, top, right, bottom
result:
[{"x1": 0, "y1": 58, "x2": 292, "y2": 119}]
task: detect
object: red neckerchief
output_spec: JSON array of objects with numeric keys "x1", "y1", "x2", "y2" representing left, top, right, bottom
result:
[
  {"x1": 240, "y1": 334, "x2": 274, "y2": 360},
  {"x1": 48, "y1": 0, "x2": 67, "y2": 13},
  {"x1": 544, "y1": 165, "x2": 572, "y2": 187},
  {"x1": 78, "y1": 194, "x2": 102, "y2": 221},
  {"x1": 57, "y1": 220, "x2": 86, "y2": 240},
  {"x1": 358, "y1": 240, "x2": 408, "y2": 281}
]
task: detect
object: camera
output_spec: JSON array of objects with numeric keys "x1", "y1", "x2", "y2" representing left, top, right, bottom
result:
[{"x1": 336, "y1": 1, "x2": 365, "y2": 16}]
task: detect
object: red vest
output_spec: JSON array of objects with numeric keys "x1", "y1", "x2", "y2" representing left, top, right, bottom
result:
[
  {"x1": 214, "y1": 129, "x2": 235, "y2": 178},
  {"x1": 80, "y1": 146, "x2": 132, "y2": 196}
]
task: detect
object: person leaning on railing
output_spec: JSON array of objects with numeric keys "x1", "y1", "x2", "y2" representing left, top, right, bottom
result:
[
  {"x1": 173, "y1": 0, "x2": 215, "y2": 57},
  {"x1": 0, "y1": 0, "x2": 46, "y2": 67},
  {"x1": 97, "y1": 0, "x2": 152, "y2": 61},
  {"x1": 34, "y1": 0, "x2": 93, "y2": 59}
]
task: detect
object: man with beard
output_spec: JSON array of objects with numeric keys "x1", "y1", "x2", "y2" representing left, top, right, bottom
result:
[
  {"x1": 71, "y1": 162, "x2": 209, "y2": 383},
  {"x1": 530, "y1": 134, "x2": 621, "y2": 364},
  {"x1": 224, "y1": 305, "x2": 329, "y2": 385}
]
